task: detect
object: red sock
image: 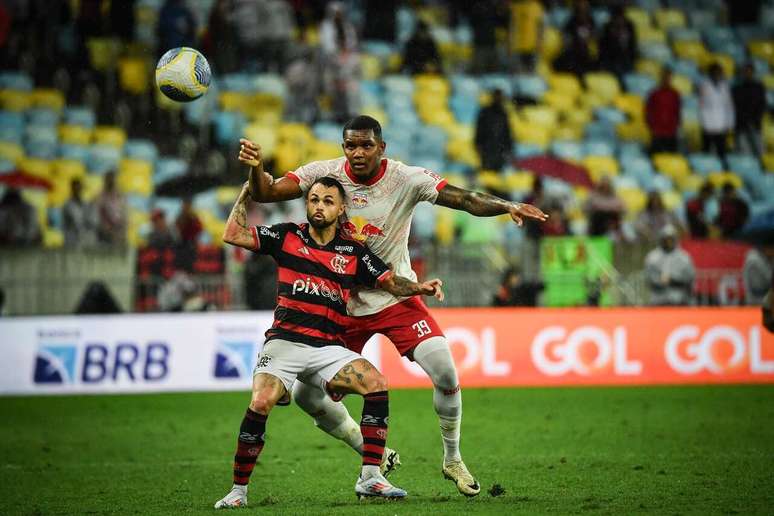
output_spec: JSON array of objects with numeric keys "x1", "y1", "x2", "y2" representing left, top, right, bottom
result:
[
  {"x1": 361, "y1": 391, "x2": 389, "y2": 467},
  {"x1": 233, "y1": 408, "x2": 267, "y2": 485}
]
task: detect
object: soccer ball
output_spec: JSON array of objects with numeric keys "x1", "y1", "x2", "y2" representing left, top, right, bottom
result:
[{"x1": 155, "y1": 47, "x2": 211, "y2": 102}]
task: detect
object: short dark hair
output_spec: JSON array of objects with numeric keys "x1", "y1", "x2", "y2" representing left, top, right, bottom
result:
[
  {"x1": 308, "y1": 176, "x2": 346, "y2": 200},
  {"x1": 342, "y1": 115, "x2": 382, "y2": 140}
]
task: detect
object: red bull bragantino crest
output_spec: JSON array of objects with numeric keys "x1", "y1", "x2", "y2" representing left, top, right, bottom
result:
[{"x1": 352, "y1": 192, "x2": 368, "y2": 208}]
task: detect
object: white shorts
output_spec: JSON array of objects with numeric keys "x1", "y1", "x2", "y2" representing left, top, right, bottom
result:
[{"x1": 253, "y1": 338, "x2": 363, "y2": 394}]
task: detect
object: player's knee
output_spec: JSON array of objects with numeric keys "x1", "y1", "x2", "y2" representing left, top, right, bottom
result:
[
  {"x1": 364, "y1": 372, "x2": 388, "y2": 394},
  {"x1": 249, "y1": 390, "x2": 277, "y2": 415}
]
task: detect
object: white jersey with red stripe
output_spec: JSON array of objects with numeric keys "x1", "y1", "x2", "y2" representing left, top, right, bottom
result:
[{"x1": 287, "y1": 157, "x2": 447, "y2": 316}]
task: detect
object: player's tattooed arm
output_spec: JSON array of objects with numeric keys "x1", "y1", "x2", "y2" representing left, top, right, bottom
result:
[
  {"x1": 222, "y1": 182, "x2": 256, "y2": 250},
  {"x1": 239, "y1": 138, "x2": 303, "y2": 202},
  {"x1": 379, "y1": 274, "x2": 445, "y2": 302},
  {"x1": 435, "y1": 183, "x2": 548, "y2": 226}
]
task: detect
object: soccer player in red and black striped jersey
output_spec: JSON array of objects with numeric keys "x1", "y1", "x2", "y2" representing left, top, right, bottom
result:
[{"x1": 214, "y1": 177, "x2": 445, "y2": 508}]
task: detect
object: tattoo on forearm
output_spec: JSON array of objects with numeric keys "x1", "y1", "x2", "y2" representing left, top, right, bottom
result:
[
  {"x1": 387, "y1": 276, "x2": 421, "y2": 297},
  {"x1": 437, "y1": 184, "x2": 514, "y2": 217},
  {"x1": 228, "y1": 197, "x2": 248, "y2": 230}
]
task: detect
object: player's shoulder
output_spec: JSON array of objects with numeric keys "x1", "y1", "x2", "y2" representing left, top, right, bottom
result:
[
  {"x1": 262, "y1": 221, "x2": 296, "y2": 237},
  {"x1": 302, "y1": 157, "x2": 347, "y2": 174},
  {"x1": 334, "y1": 231, "x2": 369, "y2": 254},
  {"x1": 389, "y1": 158, "x2": 443, "y2": 183}
]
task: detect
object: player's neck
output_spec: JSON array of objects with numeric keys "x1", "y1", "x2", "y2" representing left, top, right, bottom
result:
[{"x1": 308, "y1": 224, "x2": 337, "y2": 247}]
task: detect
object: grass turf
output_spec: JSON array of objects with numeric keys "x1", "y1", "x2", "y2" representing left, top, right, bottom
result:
[{"x1": 1, "y1": 385, "x2": 773, "y2": 515}]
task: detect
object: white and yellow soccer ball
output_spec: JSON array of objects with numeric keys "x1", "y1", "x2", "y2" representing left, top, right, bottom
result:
[{"x1": 155, "y1": 47, "x2": 211, "y2": 102}]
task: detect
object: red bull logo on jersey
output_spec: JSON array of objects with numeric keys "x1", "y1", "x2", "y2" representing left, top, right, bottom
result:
[
  {"x1": 352, "y1": 192, "x2": 368, "y2": 208},
  {"x1": 342, "y1": 216, "x2": 385, "y2": 243}
]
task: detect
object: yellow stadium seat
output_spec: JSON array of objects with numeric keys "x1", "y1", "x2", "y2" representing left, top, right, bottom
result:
[
  {"x1": 43, "y1": 228, "x2": 64, "y2": 248},
  {"x1": 579, "y1": 91, "x2": 609, "y2": 110},
  {"x1": 59, "y1": 125, "x2": 92, "y2": 145},
  {"x1": 635, "y1": 59, "x2": 662, "y2": 80},
  {"x1": 386, "y1": 52, "x2": 403, "y2": 73},
  {"x1": 673, "y1": 40, "x2": 709, "y2": 68},
  {"x1": 81, "y1": 173, "x2": 103, "y2": 201},
  {"x1": 661, "y1": 189, "x2": 682, "y2": 211},
  {"x1": 87, "y1": 37, "x2": 120, "y2": 71},
  {"x1": 762, "y1": 152, "x2": 774, "y2": 171},
  {"x1": 542, "y1": 89, "x2": 576, "y2": 112},
  {"x1": 92, "y1": 126, "x2": 127, "y2": 148},
  {"x1": 515, "y1": 123, "x2": 551, "y2": 148},
  {"x1": 444, "y1": 173, "x2": 470, "y2": 189},
  {"x1": 21, "y1": 189, "x2": 48, "y2": 229},
  {"x1": 118, "y1": 57, "x2": 150, "y2": 95},
  {"x1": 653, "y1": 153, "x2": 690, "y2": 182},
  {"x1": 446, "y1": 138, "x2": 480, "y2": 167},
  {"x1": 274, "y1": 141, "x2": 305, "y2": 173},
  {"x1": 582, "y1": 156, "x2": 619, "y2": 183},
  {"x1": 219, "y1": 91, "x2": 252, "y2": 112},
  {"x1": 435, "y1": 209, "x2": 455, "y2": 245},
  {"x1": 542, "y1": 27, "x2": 563, "y2": 61},
  {"x1": 30, "y1": 89, "x2": 65, "y2": 111},
  {"x1": 360, "y1": 54, "x2": 382, "y2": 81},
  {"x1": 417, "y1": 106, "x2": 455, "y2": 126},
  {"x1": 216, "y1": 187, "x2": 241, "y2": 209},
  {"x1": 307, "y1": 140, "x2": 341, "y2": 162},
  {"x1": 618, "y1": 187, "x2": 647, "y2": 218},
  {"x1": 253, "y1": 93, "x2": 284, "y2": 112},
  {"x1": 625, "y1": 7, "x2": 651, "y2": 31},
  {"x1": 521, "y1": 105, "x2": 558, "y2": 127},
  {"x1": 763, "y1": 75, "x2": 774, "y2": 90},
  {"x1": 677, "y1": 174, "x2": 704, "y2": 193},
  {"x1": 47, "y1": 175, "x2": 71, "y2": 207},
  {"x1": 708, "y1": 171, "x2": 743, "y2": 189},
  {"x1": 614, "y1": 94, "x2": 645, "y2": 120},
  {"x1": 682, "y1": 119, "x2": 702, "y2": 151},
  {"x1": 0, "y1": 89, "x2": 32, "y2": 111},
  {"x1": 748, "y1": 40, "x2": 774, "y2": 64},
  {"x1": 709, "y1": 53, "x2": 735, "y2": 78},
  {"x1": 616, "y1": 120, "x2": 650, "y2": 144},
  {"x1": 573, "y1": 186, "x2": 589, "y2": 204},
  {"x1": 584, "y1": 72, "x2": 621, "y2": 105},
  {"x1": 19, "y1": 158, "x2": 52, "y2": 180},
  {"x1": 0, "y1": 141, "x2": 24, "y2": 164},
  {"x1": 506, "y1": 171, "x2": 536, "y2": 192},
  {"x1": 478, "y1": 170, "x2": 507, "y2": 191},
  {"x1": 415, "y1": 74, "x2": 450, "y2": 97},
  {"x1": 671, "y1": 73, "x2": 694, "y2": 96},
  {"x1": 52, "y1": 159, "x2": 86, "y2": 181},
  {"x1": 654, "y1": 8, "x2": 686, "y2": 30},
  {"x1": 276, "y1": 123, "x2": 314, "y2": 162},
  {"x1": 547, "y1": 73, "x2": 582, "y2": 99},
  {"x1": 636, "y1": 27, "x2": 667, "y2": 44},
  {"x1": 117, "y1": 158, "x2": 153, "y2": 196},
  {"x1": 361, "y1": 106, "x2": 389, "y2": 127},
  {"x1": 553, "y1": 124, "x2": 584, "y2": 141},
  {"x1": 564, "y1": 108, "x2": 593, "y2": 126},
  {"x1": 443, "y1": 123, "x2": 474, "y2": 141},
  {"x1": 243, "y1": 123, "x2": 278, "y2": 161}
]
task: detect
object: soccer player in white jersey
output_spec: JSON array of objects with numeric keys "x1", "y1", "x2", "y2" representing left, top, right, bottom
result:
[{"x1": 238, "y1": 115, "x2": 548, "y2": 496}]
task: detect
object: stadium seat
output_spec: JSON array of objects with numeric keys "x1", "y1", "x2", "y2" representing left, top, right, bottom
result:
[
  {"x1": 614, "y1": 94, "x2": 645, "y2": 120},
  {"x1": 635, "y1": 59, "x2": 662, "y2": 80},
  {"x1": 308, "y1": 140, "x2": 341, "y2": 162},
  {"x1": 92, "y1": 126, "x2": 127, "y2": 148},
  {"x1": 118, "y1": 57, "x2": 150, "y2": 95},
  {"x1": 513, "y1": 120, "x2": 551, "y2": 148},
  {"x1": 670, "y1": 74, "x2": 694, "y2": 96},
  {"x1": 87, "y1": 145, "x2": 122, "y2": 174},
  {"x1": 124, "y1": 139, "x2": 159, "y2": 163},
  {"x1": 58, "y1": 144, "x2": 90, "y2": 162},
  {"x1": 154, "y1": 157, "x2": 187, "y2": 184},
  {"x1": 762, "y1": 152, "x2": 774, "y2": 172},
  {"x1": 583, "y1": 138, "x2": 616, "y2": 156},
  {"x1": 52, "y1": 159, "x2": 86, "y2": 181},
  {"x1": 623, "y1": 73, "x2": 656, "y2": 97},
  {"x1": 59, "y1": 125, "x2": 93, "y2": 146},
  {"x1": 521, "y1": 105, "x2": 558, "y2": 127},
  {"x1": 677, "y1": 173, "x2": 704, "y2": 194},
  {"x1": 595, "y1": 106, "x2": 626, "y2": 124},
  {"x1": 582, "y1": 155, "x2": 619, "y2": 182},
  {"x1": 584, "y1": 72, "x2": 621, "y2": 105},
  {"x1": 655, "y1": 8, "x2": 686, "y2": 30},
  {"x1": 383, "y1": 75, "x2": 414, "y2": 96},
  {"x1": 415, "y1": 74, "x2": 451, "y2": 97},
  {"x1": 243, "y1": 123, "x2": 277, "y2": 161},
  {"x1": 640, "y1": 43, "x2": 672, "y2": 62},
  {"x1": 542, "y1": 90, "x2": 575, "y2": 112},
  {"x1": 688, "y1": 153, "x2": 723, "y2": 175},
  {"x1": 19, "y1": 157, "x2": 52, "y2": 180},
  {"x1": 27, "y1": 108, "x2": 60, "y2": 126},
  {"x1": 0, "y1": 71, "x2": 33, "y2": 91},
  {"x1": 669, "y1": 27, "x2": 701, "y2": 42},
  {"x1": 547, "y1": 73, "x2": 582, "y2": 99},
  {"x1": 63, "y1": 107, "x2": 97, "y2": 128},
  {"x1": 673, "y1": 40, "x2": 710, "y2": 68},
  {"x1": 661, "y1": 189, "x2": 683, "y2": 211},
  {"x1": 479, "y1": 74, "x2": 513, "y2": 97},
  {"x1": 708, "y1": 171, "x2": 743, "y2": 189},
  {"x1": 25, "y1": 124, "x2": 59, "y2": 160},
  {"x1": 748, "y1": 40, "x2": 774, "y2": 65},
  {"x1": 43, "y1": 228, "x2": 64, "y2": 248},
  {"x1": 625, "y1": 7, "x2": 651, "y2": 31},
  {"x1": 616, "y1": 121, "x2": 650, "y2": 144},
  {"x1": 0, "y1": 141, "x2": 24, "y2": 164},
  {"x1": 87, "y1": 37, "x2": 120, "y2": 71},
  {"x1": 274, "y1": 141, "x2": 305, "y2": 173},
  {"x1": 653, "y1": 153, "x2": 690, "y2": 183},
  {"x1": 30, "y1": 89, "x2": 65, "y2": 111},
  {"x1": 213, "y1": 111, "x2": 246, "y2": 147},
  {"x1": 515, "y1": 75, "x2": 547, "y2": 101},
  {"x1": 0, "y1": 89, "x2": 32, "y2": 111},
  {"x1": 637, "y1": 27, "x2": 668, "y2": 45},
  {"x1": 505, "y1": 171, "x2": 535, "y2": 194},
  {"x1": 117, "y1": 159, "x2": 153, "y2": 197},
  {"x1": 618, "y1": 187, "x2": 648, "y2": 218},
  {"x1": 710, "y1": 53, "x2": 735, "y2": 78},
  {"x1": 551, "y1": 140, "x2": 584, "y2": 162},
  {"x1": 553, "y1": 124, "x2": 584, "y2": 141}
]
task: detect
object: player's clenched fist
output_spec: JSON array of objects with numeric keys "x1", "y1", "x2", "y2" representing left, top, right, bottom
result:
[
  {"x1": 238, "y1": 138, "x2": 262, "y2": 168},
  {"x1": 420, "y1": 278, "x2": 445, "y2": 302}
]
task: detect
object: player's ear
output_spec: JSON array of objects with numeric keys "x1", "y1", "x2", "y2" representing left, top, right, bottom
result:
[{"x1": 379, "y1": 139, "x2": 386, "y2": 153}]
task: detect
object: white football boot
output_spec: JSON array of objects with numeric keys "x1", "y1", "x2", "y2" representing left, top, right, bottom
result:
[
  {"x1": 380, "y1": 447, "x2": 401, "y2": 478},
  {"x1": 213, "y1": 485, "x2": 247, "y2": 509},
  {"x1": 442, "y1": 460, "x2": 481, "y2": 497},
  {"x1": 355, "y1": 473, "x2": 408, "y2": 500}
]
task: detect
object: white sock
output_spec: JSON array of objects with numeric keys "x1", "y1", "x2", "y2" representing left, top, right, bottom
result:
[
  {"x1": 292, "y1": 378, "x2": 363, "y2": 454},
  {"x1": 413, "y1": 337, "x2": 463, "y2": 464},
  {"x1": 231, "y1": 484, "x2": 247, "y2": 494},
  {"x1": 360, "y1": 464, "x2": 381, "y2": 479}
]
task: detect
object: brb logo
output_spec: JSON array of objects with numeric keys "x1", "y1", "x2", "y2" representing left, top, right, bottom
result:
[
  {"x1": 664, "y1": 325, "x2": 773, "y2": 375},
  {"x1": 531, "y1": 326, "x2": 642, "y2": 376},
  {"x1": 214, "y1": 341, "x2": 257, "y2": 379},
  {"x1": 33, "y1": 342, "x2": 170, "y2": 384}
]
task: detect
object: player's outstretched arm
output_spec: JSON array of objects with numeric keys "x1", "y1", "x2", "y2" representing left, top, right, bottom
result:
[
  {"x1": 379, "y1": 275, "x2": 445, "y2": 302},
  {"x1": 239, "y1": 138, "x2": 303, "y2": 203},
  {"x1": 222, "y1": 182, "x2": 256, "y2": 250},
  {"x1": 435, "y1": 183, "x2": 548, "y2": 226}
]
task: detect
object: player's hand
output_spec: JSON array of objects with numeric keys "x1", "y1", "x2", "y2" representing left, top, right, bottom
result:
[
  {"x1": 420, "y1": 278, "x2": 445, "y2": 302},
  {"x1": 239, "y1": 138, "x2": 262, "y2": 168},
  {"x1": 509, "y1": 202, "x2": 548, "y2": 226}
]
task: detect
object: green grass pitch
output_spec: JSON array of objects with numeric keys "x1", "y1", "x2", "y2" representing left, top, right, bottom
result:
[{"x1": 1, "y1": 385, "x2": 773, "y2": 515}]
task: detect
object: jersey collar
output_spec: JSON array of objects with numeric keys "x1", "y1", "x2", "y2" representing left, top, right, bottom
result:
[
  {"x1": 344, "y1": 158, "x2": 387, "y2": 186},
  {"x1": 301, "y1": 223, "x2": 341, "y2": 250}
]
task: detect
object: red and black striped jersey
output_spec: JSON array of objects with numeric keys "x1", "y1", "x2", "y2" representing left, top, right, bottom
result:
[{"x1": 249, "y1": 222, "x2": 392, "y2": 347}]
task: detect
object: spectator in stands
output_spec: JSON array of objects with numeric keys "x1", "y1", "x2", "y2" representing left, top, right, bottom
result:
[
  {"x1": 148, "y1": 208, "x2": 176, "y2": 249},
  {"x1": 699, "y1": 63, "x2": 735, "y2": 168},
  {"x1": 260, "y1": 0, "x2": 297, "y2": 73},
  {"x1": 157, "y1": 0, "x2": 197, "y2": 56},
  {"x1": 158, "y1": 271, "x2": 212, "y2": 311},
  {"x1": 492, "y1": 267, "x2": 543, "y2": 307},
  {"x1": 646, "y1": 68, "x2": 681, "y2": 154},
  {"x1": 231, "y1": 0, "x2": 262, "y2": 71},
  {"x1": 543, "y1": 202, "x2": 570, "y2": 236},
  {"x1": 732, "y1": 63, "x2": 766, "y2": 158},
  {"x1": 363, "y1": 0, "x2": 397, "y2": 43},
  {"x1": 685, "y1": 181, "x2": 715, "y2": 239},
  {"x1": 645, "y1": 224, "x2": 696, "y2": 306},
  {"x1": 635, "y1": 191, "x2": 683, "y2": 244},
  {"x1": 204, "y1": 0, "x2": 237, "y2": 73},
  {"x1": 402, "y1": 21, "x2": 442, "y2": 75},
  {"x1": 524, "y1": 175, "x2": 546, "y2": 240},
  {"x1": 95, "y1": 171, "x2": 128, "y2": 245},
  {"x1": 319, "y1": 2, "x2": 360, "y2": 121},
  {"x1": 469, "y1": 0, "x2": 507, "y2": 74},
  {"x1": 598, "y1": 5, "x2": 637, "y2": 80},
  {"x1": 62, "y1": 178, "x2": 97, "y2": 248},
  {"x1": 109, "y1": 0, "x2": 135, "y2": 43},
  {"x1": 0, "y1": 187, "x2": 41, "y2": 246},
  {"x1": 744, "y1": 246, "x2": 773, "y2": 305},
  {"x1": 175, "y1": 196, "x2": 203, "y2": 245},
  {"x1": 555, "y1": 0, "x2": 596, "y2": 76},
  {"x1": 585, "y1": 177, "x2": 625, "y2": 238},
  {"x1": 474, "y1": 89, "x2": 513, "y2": 172},
  {"x1": 285, "y1": 45, "x2": 320, "y2": 124},
  {"x1": 715, "y1": 182, "x2": 749, "y2": 237},
  {"x1": 510, "y1": 0, "x2": 544, "y2": 73}
]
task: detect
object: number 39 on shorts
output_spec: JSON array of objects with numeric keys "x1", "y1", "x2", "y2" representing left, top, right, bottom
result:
[{"x1": 412, "y1": 320, "x2": 432, "y2": 337}]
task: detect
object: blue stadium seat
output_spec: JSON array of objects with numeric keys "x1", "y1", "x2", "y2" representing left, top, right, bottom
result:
[
  {"x1": 360, "y1": 80, "x2": 383, "y2": 105},
  {"x1": 618, "y1": 142, "x2": 647, "y2": 160},
  {"x1": 585, "y1": 120, "x2": 617, "y2": 140},
  {"x1": 48, "y1": 206, "x2": 63, "y2": 230},
  {"x1": 396, "y1": 6, "x2": 416, "y2": 43},
  {"x1": 0, "y1": 71, "x2": 33, "y2": 91},
  {"x1": 583, "y1": 138, "x2": 616, "y2": 156},
  {"x1": 547, "y1": 7, "x2": 571, "y2": 28},
  {"x1": 480, "y1": 74, "x2": 513, "y2": 97},
  {"x1": 59, "y1": 144, "x2": 90, "y2": 162},
  {"x1": 0, "y1": 111, "x2": 25, "y2": 144},
  {"x1": 451, "y1": 75, "x2": 481, "y2": 98},
  {"x1": 362, "y1": 40, "x2": 396, "y2": 59},
  {"x1": 594, "y1": 107, "x2": 626, "y2": 125},
  {"x1": 25, "y1": 124, "x2": 59, "y2": 160},
  {"x1": 26, "y1": 108, "x2": 60, "y2": 126},
  {"x1": 63, "y1": 107, "x2": 96, "y2": 129},
  {"x1": 382, "y1": 75, "x2": 414, "y2": 96},
  {"x1": 153, "y1": 197, "x2": 183, "y2": 221},
  {"x1": 412, "y1": 126, "x2": 447, "y2": 160},
  {"x1": 412, "y1": 156, "x2": 446, "y2": 173},
  {"x1": 213, "y1": 111, "x2": 246, "y2": 147},
  {"x1": 220, "y1": 73, "x2": 254, "y2": 93},
  {"x1": 688, "y1": 10, "x2": 716, "y2": 30},
  {"x1": 254, "y1": 73, "x2": 287, "y2": 100},
  {"x1": 592, "y1": 8, "x2": 610, "y2": 28},
  {"x1": 450, "y1": 94, "x2": 479, "y2": 124},
  {"x1": 652, "y1": 174, "x2": 674, "y2": 192},
  {"x1": 313, "y1": 122, "x2": 342, "y2": 144},
  {"x1": 623, "y1": 73, "x2": 656, "y2": 97},
  {"x1": 0, "y1": 158, "x2": 14, "y2": 175},
  {"x1": 514, "y1": 75, "x2": 547, "y2": 100},
  {"x1": 688, "y1": 153, "x2": 723, "y2": 175},
  {"x1": 669, "y1": 27, "x2": 701, "y2": 42},
  {"x1": 640, "y1": 43, "x2": 672, "y2": 62},
  {"x1": 125, "y1": 139, "x2": 159, "y2": 163},
  {"x1": 127, "y1": 194, "x2": 151, "y2": 212},
  {"x1": 154, "y1": 157, "x2": 187, "y2": 184},
  {"x1": 551, "y1": 140, "x2": 583, "y2": 161},
  {"x1": 671, "y1": 60, "x2": 701, "y2": 82},
  {"x1": 515, "y1": 143, "x2": 545, "y2": 159},
  {"x1": 87, "y1": 144, "x2": 122, "y2": 174}
]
